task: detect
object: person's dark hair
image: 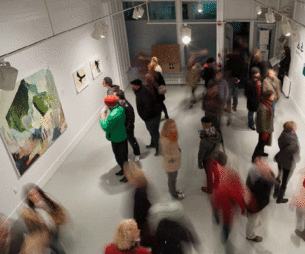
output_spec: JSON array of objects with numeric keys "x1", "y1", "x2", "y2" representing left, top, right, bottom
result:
[
  {"x1": 261, "y1": 90, "x2": 274, "y2": 101},
  {"x1": 23, "y1": 184, "x2": 58, "y2": 211},
  {"x1": 104, "y1": 77, "x2": 113, "y2": 87},
  {"x1": 116, "y1": 90, "x2": 125, "y2": 100},
  {"x1": 201, "y1": 116, "x2": 212, "y2": 124},
  {"x1": 130, "y1": 79, "x2": 142, "y2": 87},
  {"x1": 206, "y1": 57, "x2": 215, "y2": 64},
  {"x1": 284, "y1": 46, "x2": 291, "y2": 57}
]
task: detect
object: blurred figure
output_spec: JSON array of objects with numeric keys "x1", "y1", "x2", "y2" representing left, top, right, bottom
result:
[
  {"x1": 159, "y1": 119, "x2": 184, "y2": 200},
  {"x1": 202, "y1": 70, "x2": 228, "y2": 130},
  {"x1": 104, "y1": 219, "x2": 151, "y2": 254},
  {"x1": 245, "y1": 157, "x2": 277, "y2": 242},
  {"x1": 274, "y1": 121, "x2": 300, "y2": 203},
  {"x1": 201, "y1": 57, "x2": 216, "y2": 88},
  {"x1": 150, "y1": 57, "x2": 169, "y2": 119},
  {"x1": 20, "y1": 184, "x2": 68, "y2": 254},
  {"x1": 114, "y1": 90, "x2": 141, "y2": 162},
  {"x1": 185, "y1": 56, "x2": 201, "y2": 108},
  {"x1": 252, "y1": 90, "x2": 275, "y2": 162},
  {"x1": 149, "y1": 201, "x2": 202, "y2": 254},
  {"x1": 277, "y1": 46, "x2": 291, "y2": 83},
  {"x1": 0, "y1": 213, "x2": 28, "y2": 254},
  {"x1": 198, "y1": 116, "x2": 222, "y2": 192},
  {"x1": 145, "y1": 63, "x2": 158, "y2": 100},
  {"x1": 100, "y1": 95, "x2": 128, "y2": 182},
  {"x1": 249, "y1": 48, "x2": 267, "y2": 78},
  {"x1": 210, "y1": 164, "x2": 247, "y2": 243},
  {"x1": 123, "y1": 162, "x2": 157, "y2": 252},
  {"x1": 131, "y1": 79, "x2": 161, "y2": 156},
  {"x1": 245, "y1": 67, "x2": 262, "y2": 131},
  {"x1": 234, "y1": 36, "x2": 250, "y2": 87},
  {"x1": 263, "y1": 69, "x2": 281, "y2": 112},
  {"x1": 135, "y1": 52, "x2": 150, "y2": 82},
  {"x1": 289, "y1": 172, "x2": 305, "y2": 240}
]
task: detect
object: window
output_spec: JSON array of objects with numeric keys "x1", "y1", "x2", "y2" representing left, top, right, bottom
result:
[
  {"x1": 182, "y1": 1, "x2": 217, "y2": 21},
  {"x1": 148, "y1": 2, "x2": 175, "y2": 21}
]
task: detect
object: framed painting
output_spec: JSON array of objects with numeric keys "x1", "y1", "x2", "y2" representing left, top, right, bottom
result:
[
  {"x1": 89, "y1": 57, "x2": 103, "y2": 80},
  {"x1": 73, "y1": 64, "x2": 89, "y2": 93},
  {"x1": 0, "y1": 68, "x2": 68, "y2": 177}
]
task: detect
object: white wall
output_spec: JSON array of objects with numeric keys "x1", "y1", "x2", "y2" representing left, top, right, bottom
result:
[
  {"x1": 224, "y1": 0, "x2": 256, "y2": 20},
  {"x1": 0, "y1": 2, "x2": 122, "y2": 217}
]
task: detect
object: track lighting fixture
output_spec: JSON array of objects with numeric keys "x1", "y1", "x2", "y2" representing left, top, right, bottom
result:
[
  {"x1": 265, "y1": 9, "x2": 275, "y2": 23},
  {"x1": 281, "y1": 17, "x2": 292, "y2": 37},
  {"x1": 0, "y1": 60, "x2": 18, "y2": 91},
  {"x1": 181, "y1": 24, "x2": 192, "y2": 44},
  {"x1": 91, "y1": 20, "x2": 109, "y2": 40},
  {"x1": 256, "y1": 5, "x2": 262, "y2": 15},
  {"x1": 132, "y1": 6, "x2": 145, "y2": 19},
  {"x1": 197, "y1": 3, "x2": 203, "y2": 13}
]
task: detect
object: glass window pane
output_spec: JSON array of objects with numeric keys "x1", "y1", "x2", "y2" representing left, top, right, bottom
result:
[
  {"x1": 123, "y1": 2, "x2": 147, "y2": 20},
  {"x1": 148, "y1": 2, "x2": 176, "y2": 21},
  {"x1": 182, "y1": 1, "x2": 217, "y2": 21}
]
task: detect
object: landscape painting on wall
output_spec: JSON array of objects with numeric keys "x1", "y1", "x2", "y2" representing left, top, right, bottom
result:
[
  {"x1": 90, "y1": 57, "x2": 103, "y2": 80},
  {"x1": 0, "y1": 68, "x2": 68, "y2": 176},
  {"x1": 73, "y1": 64, "x2": 89, "y2": 93}
]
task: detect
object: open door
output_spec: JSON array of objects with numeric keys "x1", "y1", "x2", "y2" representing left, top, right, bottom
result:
[{"x1": 224, "y1": 23, "x2": 234, "y2": 55}]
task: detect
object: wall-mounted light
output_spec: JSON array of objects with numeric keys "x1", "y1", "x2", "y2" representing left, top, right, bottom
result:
[
  {"x1": 0, "y1": 60, "x2": 18, "y2": 91},
  {"x1": 256, "y1": 5, "x2": 262, "y2": 15},
  {"x1": 265, "y1": 9, "x2": 275, "y2": 23},
  {"x1": 181, "y1": 24, "x2": 192, "y2": 44},
  {"x1": 281, "y1": 17, "x2": 292, "y2": 37},
  {"x1": 197, "y1": 3, "x2": 203, "y2": 13},
  {"x1": 91, "y1": 20, "x2": 109, "y2": 40}
]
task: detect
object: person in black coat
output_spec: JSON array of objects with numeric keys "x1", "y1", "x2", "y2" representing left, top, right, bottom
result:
[
  {"x1": 131, "y1": 79, "x2": 161, "y2": 156},
  {"x1": 277, "y1": 46, "x2": 291, "y2": 83},
  {"x1": 155, "y1": 71, "x2": 169, "y2": 119},
  {"x1": 249, "y1": 48, "x2": 267, "y2": 79},
  {"x1": 114, "y1": 90, "x2": 141, "y2": 162},
  {"x1": 245, "y1": 67, "x2": 262, "y2": 130},
  {"x1": 202, "y1": 57, "x2": 216, "y2": 87}
]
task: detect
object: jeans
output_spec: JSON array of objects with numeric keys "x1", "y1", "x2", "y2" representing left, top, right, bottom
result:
[
  {"x1": 167, "y1": 171, "x2": 178, "y2": 198},
  {"x1": 111, "y1": 139, "x2": 128, "y2": 170},
  {"x1": 126, "y1": 128, "x2": 140, "y2": 156},
  {"x1": 248, "y1": 111, "x2": 255, "y2": 127},
  {"x1": 50, "y1": 234, "x2": 66, "y2": 254},
  {"x1": 276, "y1": 165, "x2": 290, "y2": 199},
  {"x1": 246, "y1": 212, "x2": 259, "y2": 239},
  {"x1": 232, "y1": 85, "x2": 238, "y2": 107},
  {"x1": 252, "y1": 133, "x2": 268, "y2": 161},
  {"x1": 144, "y1": 113, "x2": 161, "y2": 152}
]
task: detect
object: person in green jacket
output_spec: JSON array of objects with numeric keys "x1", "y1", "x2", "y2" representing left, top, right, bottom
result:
[{"x1": 100, "y1": 95, "x2": 128, "y2": 183}]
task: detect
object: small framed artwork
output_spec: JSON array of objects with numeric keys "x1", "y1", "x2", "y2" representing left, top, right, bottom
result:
[
  {"x1": 89, "y1": 57, "x2": 103, "y2": 80},
  {"x1": 73, "y1": 64, "x2": 89, "y2": 93}
]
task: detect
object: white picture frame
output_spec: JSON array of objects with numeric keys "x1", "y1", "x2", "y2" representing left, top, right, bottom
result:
[
  {"x1": 73, "y1": 64, "x2": 90, "y2": 93},
  {"x1": 89, "y1": 57, "x2": 103, "y2": 80}
]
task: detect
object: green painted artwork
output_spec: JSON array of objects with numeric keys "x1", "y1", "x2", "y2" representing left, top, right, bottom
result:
[{"x1": 0, "y1": 69, "x2": 68, "y2": 176}]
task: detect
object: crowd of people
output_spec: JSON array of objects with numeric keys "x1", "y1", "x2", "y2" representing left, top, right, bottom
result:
[{"x1": 0, "y1": 42, "x2": 301, "y2": 254}]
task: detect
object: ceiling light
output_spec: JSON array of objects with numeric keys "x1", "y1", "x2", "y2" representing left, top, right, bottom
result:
[
  {"x1": 181, "y1": 24, "x2": 192, "y2": 44},
  {"x1": 265, "y1": 9, "x2": 275, "y2": 23},
  {"x1": 197, "y1": 3, "x2": 203, "y2": 13},
  {"x1": 91, "y1": 21, "x2": 109, "y2": 40},
  {"x1": 256, "y1": 5, "x2": 262, "y2": 15},
  {"x1": 0, "y1": 61, "x2": 18, "y2": 91},
  {"x1": 281, "y1": 17, "x2": 292, "y2": 37}
]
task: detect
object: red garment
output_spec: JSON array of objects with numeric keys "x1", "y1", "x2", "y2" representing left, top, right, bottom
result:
[
  {"x1": 262, "y1": 100, "x2": 273, "y2": 116},
  {"x1": 204, "y1": 159, "x2": 222, "y2": 193},
  {"x1": 104, "y1": 243, "x2": 151, "y2": 254},
  {"x1": 255, "y1": 80, "x2": 261, "y2": 101},
  {"x1": 262, "y1": 133, "x2": 269, "y2": 140},
  {"x1": 203, "y1": 63, "x2": 210, "y2": 68},
  {"x1": 210, "y1": 167, "x2": 247, "y2": 227}
]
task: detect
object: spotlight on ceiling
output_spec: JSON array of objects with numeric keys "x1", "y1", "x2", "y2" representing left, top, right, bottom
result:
[
  {"x1": 197, "y1": 3, "x2": 203, "y2": 13},
  {"x1": 91, "y1": 20, "x2": 109, "y2": 40},
  {"x1": 133, "y1": 6, "x2": 144, "y2": 19},
  {"x1": 256, "y1": 5, "x2": 262, "y2": 15},
  {"x1": 281, "y1": 17, "x2": 292, "y2": 37},
  {"x1": 137, "y1": 6, "x2": 145, "y2": 18},
  {"x1": 0, "y1": 60, "x2": 18, "y2": 91},
  {"x1": 265, "y1": 9, "x2": 275, "y2": 23},
  {"x1": 181, "y1": 24, "x2": 192, "y2": 45}
]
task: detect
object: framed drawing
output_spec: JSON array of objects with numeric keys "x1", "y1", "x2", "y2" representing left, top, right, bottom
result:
[
  {"x1": 0, "y1": 68, "x2": 68, "y2": 177},
  {"x1": 73, "y1": 64, "x2": 89, "y2": 93},
  {"x1": 89, "y1": 57, "x2": 103, "y2": 80}
]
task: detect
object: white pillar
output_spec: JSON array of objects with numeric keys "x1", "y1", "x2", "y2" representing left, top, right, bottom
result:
[
  {"x1": 175, "y1": 0, "x2": 185, "y2": 68},
  {"x1": 216, "y1": 0, "x2": 225, "y2": 66}
]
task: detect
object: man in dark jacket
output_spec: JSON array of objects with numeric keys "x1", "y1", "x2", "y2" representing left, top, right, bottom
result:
[
  {"x1": 131, "y1": 79, "x2": 161, "y2": 156},
  {"x1": 245, "y1": 67, "x2": 262, "y2": 130},
  {"x1": 246, "y1": 157, "x2": 277, "y2": 242},
  {"x1": 114, "y1": 90, "x2": 141, "y2": 162},
  {"x1": 202, "y1": 57, "x2": 215, "y2": 87}
]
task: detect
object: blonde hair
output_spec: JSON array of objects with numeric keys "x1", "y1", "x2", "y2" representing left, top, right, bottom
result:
[
  {"x1": 160, "y1": 119, "x2": 177, "y2": 138},
  {"x1": 123, "y1": 161, "x2": 147, "y2": 187},
  {"x1": 266, "y1": 69, "x2": 276, "y2": 77},
  {"x1": 283, "y1": 121, "x2": 297, "y2": 132},
  {"x1": 114, "y1": 219, "x2": 138, "y2": 250},
  {"x1": 151, "y1": 56, "x2": 159, "y2": 64}
]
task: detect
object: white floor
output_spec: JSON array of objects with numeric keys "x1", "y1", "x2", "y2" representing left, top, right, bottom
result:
[{"x1": 44, "y1": 84, "x2": 305, "y2": 254}]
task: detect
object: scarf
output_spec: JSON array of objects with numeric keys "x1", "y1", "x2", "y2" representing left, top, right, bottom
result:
[
  {"x1": 262, "y1": 99, "x2": 273, "y2": 116},
  {"x1": 167, "y1": 132, "x2": 178, "y2": 142},
  {"x1": 254, "y1": 79, "x2": 262, "y2": 101},
  {"x1": 200, "y1": 126, "x2": 216, "y2": 138}
]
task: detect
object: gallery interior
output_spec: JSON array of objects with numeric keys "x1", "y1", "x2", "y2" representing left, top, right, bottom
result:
[{"x1": 1, "y1": 0, "x2": 305, "y2": 253}]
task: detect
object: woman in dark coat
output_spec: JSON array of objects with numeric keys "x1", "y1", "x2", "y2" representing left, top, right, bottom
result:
[
  {"x1": 249, "y1": 48, "x2": 267, "y2": 78},
  {"x1": 277, "y1": 46, "x2": 291, "y2": 83},
  {"x1": 274, "y1": 121, "x2": 300, "y2": 203}
]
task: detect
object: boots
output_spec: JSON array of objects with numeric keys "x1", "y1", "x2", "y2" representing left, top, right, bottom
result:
[
  {"x1": 276, "y1": 187, "x2": 288, "y2": 204},
  {"x1": 295, "y1": 229, "x2": 305, "y2": 241}
]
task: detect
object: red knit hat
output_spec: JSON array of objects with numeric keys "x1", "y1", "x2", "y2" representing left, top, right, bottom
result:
[{"x1": 104, "y1": 95, "x2": 117, "y2": 106}]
